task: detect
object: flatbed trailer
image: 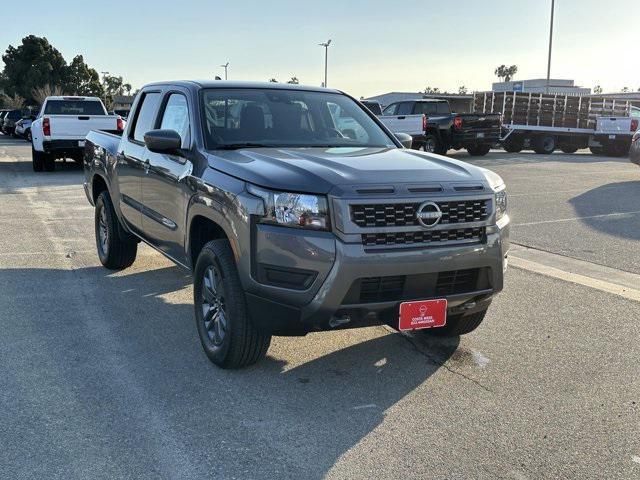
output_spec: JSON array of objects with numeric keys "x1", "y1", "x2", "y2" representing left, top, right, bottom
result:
[{"x1": 473, "y1": 91, "x2": 640, "y2": 155}]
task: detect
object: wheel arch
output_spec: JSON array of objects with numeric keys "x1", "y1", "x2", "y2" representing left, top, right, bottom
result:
[{"x1": 186, "y1": 199, "x2": 240, "y2": 271}]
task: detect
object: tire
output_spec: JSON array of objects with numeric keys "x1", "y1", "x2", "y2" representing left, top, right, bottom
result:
[
  {"x1": 604, "y1": 143, "x2": 630, "y2": 158},
  {"x1": 31, "y1": 146, "x2": 44, "y2": 172},
  {"x1": 194, "y1": 239, "x2": 271, "y2": 369},
  {"x1": 420, "y1": 133, "x2": 446, "y2": 155},
  {"x1": 533, "y1": 135, "x2": 556, "y2": 154},
  {"x1": 95, "y1": 191, "x2": 137, "y2": 270},
  {"x1": 560, "y1": 145, "x2": 579, "y2": 154},
  {"x1": 467, "y1": 144, "x2": 491, "y2": 156},
  {"x1": 44, "y1": 154, "x2": 55, "y2": 172},
  {"x1": 589, "y1": 146, "x2": 604, "y2": 155},
  {"x1": 421, "y1": 309, "x2": 488, "y2": 337},
  {"x1": 502, "y1": 137, "x2": 523, "y2": 153}
]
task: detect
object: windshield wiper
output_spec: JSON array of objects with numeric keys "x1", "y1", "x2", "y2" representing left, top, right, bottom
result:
[{"x1": 216, "y1": 143, "x2": 273, "y2": 150}]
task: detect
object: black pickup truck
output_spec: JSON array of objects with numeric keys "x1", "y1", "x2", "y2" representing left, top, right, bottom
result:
[
  {"x1": 379, "y1": 99, "x2": 501, "y2": 156},
  {"x1": 83, "y1": 81, "x2": 509, "y2": 369}
]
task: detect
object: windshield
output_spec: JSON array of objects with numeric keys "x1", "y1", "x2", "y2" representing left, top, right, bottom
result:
[
  {"x1": 201, "y1": 88, "x2": 395, "y2": 149},
  {"x1": 44, "y1": 100, "x2": 106, "y2": 115}
]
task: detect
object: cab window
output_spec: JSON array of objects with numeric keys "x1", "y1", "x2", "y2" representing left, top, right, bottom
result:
[{"x1": 159, "y1": 94, "x2": 191, "y2": 148}]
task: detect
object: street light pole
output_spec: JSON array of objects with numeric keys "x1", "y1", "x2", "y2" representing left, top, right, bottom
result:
[
  {"x1": 101, "y1": 71, "x2": 110, "y2": 108},
  {"x1": 220, "y1": 62, "x2": 229, "y2": 80},
  {"x1": 319, "y1": 39, "x2": 331, "y2": 87},
  {"x1": 546, "y1": 0, "x2": 555, "y2": 94}
]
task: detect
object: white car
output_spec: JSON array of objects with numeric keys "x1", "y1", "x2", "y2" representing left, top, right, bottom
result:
[
  {"x1": 15, "y1": 116, "x2": 35, "y2": 140},
  {"x1": 31, "y1": 96, "x2": 124, "y2": 172}
]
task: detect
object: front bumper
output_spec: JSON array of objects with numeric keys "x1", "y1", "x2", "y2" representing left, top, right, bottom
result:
[{"x1": 245, "y1": 219, "x2": 510, "y2": 335}]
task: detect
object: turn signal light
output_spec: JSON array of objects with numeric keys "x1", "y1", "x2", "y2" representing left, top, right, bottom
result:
[
  {"x1": 631, "y1": 119, "x2": 639, "y2": 132},
  {"x1": 453, "y1": 116, "x2": 463, "y2": 130},
  {"x1": 422, "y1": 114, "x2": 428, "y2": 132},
  {"x1": 117, "y1": 117, "x2": 124, "y2": 131},
  {"x1": 43, "y1": 117, "x2": 50, "y2": 136}
]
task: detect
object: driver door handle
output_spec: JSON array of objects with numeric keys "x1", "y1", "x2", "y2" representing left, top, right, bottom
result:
[{"x1": 143, "y1": 158, "x2": 150, "y2": 174}]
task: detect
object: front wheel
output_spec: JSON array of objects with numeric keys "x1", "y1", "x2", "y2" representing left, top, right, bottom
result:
[
  {"x1": 95, "y1": 191, "x2": 137, "y2": 270},
  {"x1": 467, "y1": 145, "x2": 491, "y2": 156},
  {"x1": 194, "y1": 239, "x2": 271, "y2": 369},
  {"x1": 420, "y1": 309, "x2": 488, "y2": 337}
]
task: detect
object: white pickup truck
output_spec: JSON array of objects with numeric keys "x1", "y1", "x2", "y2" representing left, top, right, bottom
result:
[
  {"x1": 31, "y1": 96, "x2": 124, "y2": 172},
  {"x1": 591, "y1": 106, "x2": 640, "y2": 156}
]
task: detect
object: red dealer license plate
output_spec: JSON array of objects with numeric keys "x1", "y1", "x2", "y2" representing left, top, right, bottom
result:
[{"x1": 398, "y1": 299, "x2": 447, "y2": 331}]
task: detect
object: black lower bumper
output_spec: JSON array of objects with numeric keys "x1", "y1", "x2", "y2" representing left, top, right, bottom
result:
[{"x1": 43, "y1": 140, "x2": 84, "y2": 156}]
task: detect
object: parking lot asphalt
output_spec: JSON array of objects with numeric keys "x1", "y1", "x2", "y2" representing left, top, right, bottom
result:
[{"x1": 1, "y1": 135, "x2": 639, "y2": 479}]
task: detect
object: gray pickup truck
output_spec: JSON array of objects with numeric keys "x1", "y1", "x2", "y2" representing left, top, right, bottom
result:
[{"x1": 83, "y1": 81, "x2": 510, "y2": 369}]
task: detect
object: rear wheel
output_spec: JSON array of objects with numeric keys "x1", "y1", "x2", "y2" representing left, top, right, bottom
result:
[
  {"x1": 420, "y1": 133, "x2": 441, "y2": 154},
  {"x1": 560, "y1": 145, "x2": 579, "y2": 154},
  {"x1": 533, "y1": 135, "x2": 556, "y2": 154},
  {"x1": 604, "y1": 143, "x2": 630, "y2": 157},
  {"x1": 31, "y1": 146, "x2": 44, "y2": 172},
  {"x1": 194, "y1": 239, "x2": 271, "y2": 369},
  {"x1": 467, "y1": 144, "x2": 491, "y2": 156},
  {"x1": 95, "y1": 191, "x2": 138, "y2": 270},
  {"x1": 589, "y1": 146, "x2": 604, "y2": 155},
  {"x1": 502, "y1": 136, "x2": 523, "y2": 153},
  {"x1": 421, "y1": 309, "x2": 488, "y2": 337}
]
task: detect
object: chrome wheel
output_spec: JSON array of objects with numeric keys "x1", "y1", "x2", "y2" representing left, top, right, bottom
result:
[
  {"x1": 422, "y1": 139, "x2": 437, "y2": 153},
  {"x1": 201, "y1": 264, "x2": 227, "y2": 346},
  {"x1": 98, "y1": 206, "x2": 109, "y2": 255}
]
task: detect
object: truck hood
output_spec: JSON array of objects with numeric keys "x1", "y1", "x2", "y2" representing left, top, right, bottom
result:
[{"x1": 207, "y1": 147, "x2": 488, "y2": 194}]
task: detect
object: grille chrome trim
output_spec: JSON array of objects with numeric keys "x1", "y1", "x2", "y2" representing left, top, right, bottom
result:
[{"x1": 350, "y1": 200, "x2": 489, "y2": 228}]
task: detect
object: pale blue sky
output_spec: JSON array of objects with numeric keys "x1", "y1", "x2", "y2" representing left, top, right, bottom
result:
[{"x1": 1, "y1": 0, "x2": 638, "y2": 97}]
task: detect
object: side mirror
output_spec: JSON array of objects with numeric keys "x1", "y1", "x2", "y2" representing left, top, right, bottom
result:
[
  {"x1": 395, "y1": 132, "x2": 413, "y2": 149},
  {"x1": 144, "y1": 129, "x2": 182, "y2": 154}
]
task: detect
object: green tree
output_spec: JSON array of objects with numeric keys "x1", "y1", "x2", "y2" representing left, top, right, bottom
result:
[
  {"x1": 593, "y1": 85, "x2": 603, "y2": 94},
  {"x1": 621, "y1": 86, "x2": 630, "y2": 93},
  {"x1": 458, "y1": 85, "x2": 468, "y2": 95},
  {"x1": 287, "y1": 76, "x2": 299, "y2": 84},
  {"x1": 424, "y1": 86, "x2": 440, "y2": 94},
  {"x1": 65, "y1": 55, "x2": 104, "y2": 97},
  {"x1": 268, "y1": 78, "x2": 278, "y2": 83},
  {"x1": 494, "y1": 65, "x2": 518, "y2": 82},
  {"x1": 101, "y1": 74, "x2": 132, "y2": 109},
  {"x1": 1, "y1": 35, "x2": 68, "y2": 104}
]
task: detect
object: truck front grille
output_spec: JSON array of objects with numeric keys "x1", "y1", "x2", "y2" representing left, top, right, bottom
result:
[
  {"x1": 362, "y1": 227, "x2": 485, "y2": 247},
  {"x1": 345, "y1": 268, "x2": 484, "y2": 304},
  {"x1": 350, "y1": 200, "x2": 489, "y2": 228}
]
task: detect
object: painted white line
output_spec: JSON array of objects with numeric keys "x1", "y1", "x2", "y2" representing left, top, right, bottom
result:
[
  {"x1": 353, "y1": 404, "x2": 378, "y2": 410},
  {"x1": 509, "y1": 256, "x2": 640, "y2": 302},
  {"x1": 514, "y1": 210, "x2": 640, "y2": 227}
]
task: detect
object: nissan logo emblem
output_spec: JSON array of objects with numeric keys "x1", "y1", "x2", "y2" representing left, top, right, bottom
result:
[{"x1": 416, "y1": 201, "x2": 442, "y2": 228}]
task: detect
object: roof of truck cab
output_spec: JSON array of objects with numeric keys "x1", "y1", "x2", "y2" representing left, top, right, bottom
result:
[
  {"x1": 141, "y1": 80, "x2": 342, "y2": 94},
  {"x1": 45, "y1": 96, "x2": 102, "y2": 101}
]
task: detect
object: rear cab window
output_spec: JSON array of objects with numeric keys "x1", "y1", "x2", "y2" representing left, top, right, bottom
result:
[{"x1": 44, "y1": 99, "x2": 106, "y2": 116}]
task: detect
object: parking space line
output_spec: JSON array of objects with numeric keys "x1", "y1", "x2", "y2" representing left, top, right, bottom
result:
[
  {"x1": 514, "y1": 210, "x2": 640, "y2": 227},
  {"x1": 509, "y1": 253, "x2": 640, "y2": 302}
]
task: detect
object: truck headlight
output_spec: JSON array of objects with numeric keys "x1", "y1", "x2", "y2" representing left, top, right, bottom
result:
[
  {"x1": 248, "y1": 185, "x2": 331, "y2": 231},
  {"x1": 480, "y1": 168, "x2": 507, "y2": 220}
]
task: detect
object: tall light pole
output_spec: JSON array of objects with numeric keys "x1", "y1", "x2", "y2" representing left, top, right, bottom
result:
[
  {"x1": 101, "y1": 71, "x2": 110, "y2": 108},
  {"x1": 220, "y1": 62, "x2": 229, "y2": 80},
  {"x1": 546, "y1": 0, "x2": 555, "y2": 94},
  {"x1": 319, "y1": 39, "x2": 331, "y2": 87}
]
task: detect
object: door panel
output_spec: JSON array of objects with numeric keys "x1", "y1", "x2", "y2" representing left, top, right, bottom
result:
[
  {"x1": 141, "y1": 152, "x2": 192, "y2": 263},
  {"x1": 115, "y1": 142, "x2": 145, "y2": 232}
]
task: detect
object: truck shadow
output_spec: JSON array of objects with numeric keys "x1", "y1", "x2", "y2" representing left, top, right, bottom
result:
[
  {"x1": 0, "y1": 263, "x2": 459, "y2": 479},
  {"x1": 569, "y1": 180, "x2": 640, "y2": 241}
]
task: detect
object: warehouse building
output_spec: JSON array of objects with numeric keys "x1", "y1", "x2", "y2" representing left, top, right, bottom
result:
[{"x1": 492, "y1": 79, "x2": 591, "y2": 95}]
